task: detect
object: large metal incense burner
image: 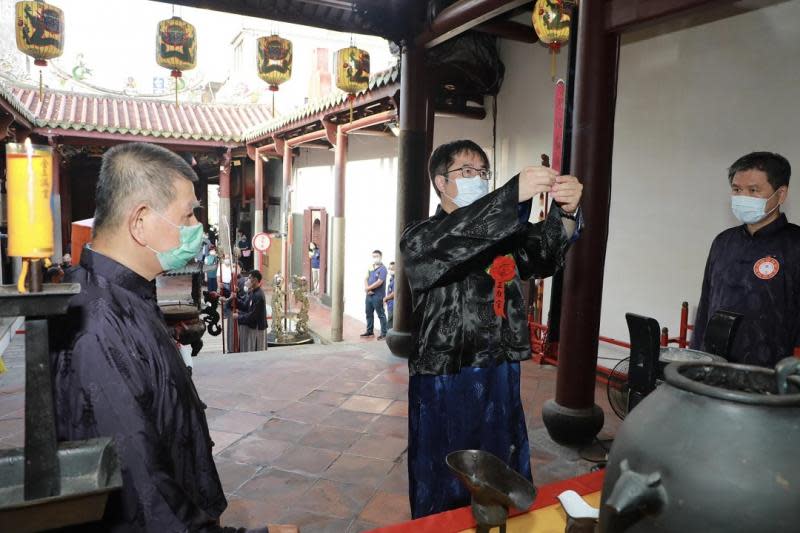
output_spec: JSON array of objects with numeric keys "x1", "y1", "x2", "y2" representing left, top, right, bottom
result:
[
  {"x1": 447, "y1": 450, "x2": 537, "y2": 533},
  {"x1": 0, "y1": 283, "x2": 122, "y2": 532}
]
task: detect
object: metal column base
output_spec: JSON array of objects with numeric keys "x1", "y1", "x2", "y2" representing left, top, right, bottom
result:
[
  {"x1": 385, "y1": 329, "x2": 413, "y2": 358},
  {"x1": 542, "y1": 399, "x2": 604, "y2": 446}
]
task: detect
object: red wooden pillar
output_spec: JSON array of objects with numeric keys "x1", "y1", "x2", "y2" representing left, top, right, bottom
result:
[
  {"x1": 386, "y1": 43, "x2": 430, "y2": 358},
  {"x1": 331, "y1": 128, "x2": 347, "y2": 341},
  {"x1": 542, "y1": 0, "x2": 621, "y2": 445}
]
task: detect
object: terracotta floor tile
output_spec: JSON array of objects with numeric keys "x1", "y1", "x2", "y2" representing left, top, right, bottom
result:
[
  {"x1": 365, "y1": 415, "x2": 408, "y2": 438},
  {"x1": 220, "y1": 496, "x2": 287, "y2": 529},
  {"x1": 371, "y1": 371, "x2": 409, "y2": 385},
  {"x1": 209, "y1": 410, "x2": 270, "y2": 434},
  {"x1": 256, "y1": 417, "x2": 314, "y2": 442},
  {"x1": 319, "y1": 379, "x2": 369, "y2": 395},
  {"x1": 272, "y1": 445, "x2": 341, "y2": 475},
  {"x1": 323, "y1": 454, "x2": 394, "y2": 488},
  {"x1": 302, "y1": 390, "x2": 349, "y2": 407},
  {"x1": 221, "y1": 435, "x2": 292, "y2": 466},
  {"x1": 319, "y1": 410, "x2": 378, "y2": 432},
  {"x1": 275, "y1": 509, "x2": 351, "y2": 533},
  {"x1": 279, "y1": 402, "x2": 337, "y2": 424},
  {"x1": 209, "y1": 430, "x2": 243, "y2": 456},
  {"x1": 340, "y1": 395, "x2": 392, "y2": 415},
  {"x1": 358, "y1": 491, "x2": 412, "y2": 526},
  {"x1": 348, "y1": 434, "x2": 407, "y2": 462},
  {"x1": 301, "y1": 426, "x2": 361, "y2": 452},
  {"x1": 292, "y1": 479, "x2": 376, "y2": 519},
  {"x1": 356, "y1": 383, "x2": 407, "y2": 401},
  {"x1": 347, "y1": 519, "x2": 380, "y2": 533},
  {"x1": 339, "y1": 366, "x2": 382, "y2": 382},
  {"x1": 204, "y1": 391, "x2": 259, "y2": 410},
  {"x1": 236, "y1": 468, "x2": 316, "y2": 505},
  {"x1": 234, "y1": 396, "x2": 294, "y2": 416},
  {"x1": 382, "y1": 401, "x2": 408, "y2": 418},
  {"x1": 378, "y1": 462, "x2": 408, "y2": 495},
  {"x1": 214, "y1": 458, "x2": 262, "y2": 493}
]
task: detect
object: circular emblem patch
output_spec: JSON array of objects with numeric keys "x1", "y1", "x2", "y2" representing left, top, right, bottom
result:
[{"x1": 754, "y1": 256, "x2": 780, "y2": 280}]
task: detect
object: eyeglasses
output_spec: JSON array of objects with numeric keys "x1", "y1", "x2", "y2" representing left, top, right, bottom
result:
[{"x1": 445, "y1": 165, "x2": 492, "y2": 181}]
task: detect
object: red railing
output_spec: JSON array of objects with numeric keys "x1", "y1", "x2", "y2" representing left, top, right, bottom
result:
[{"x1": 529, "y1": 301, "x2": 695, "y2": 370}]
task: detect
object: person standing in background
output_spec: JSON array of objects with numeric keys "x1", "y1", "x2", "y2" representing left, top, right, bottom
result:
[
  {"x1": 309, "y1": 242, "x2": 321, "y2": 294},
  {"x1": 384, "y1": 261, "x2": 395, "y2": 330},
  {"x1": 360, "y1": 250, "x2": 388, "y2": 340},
  {"x1": 205, "y1": 246, "x2": 219, "y2": 293},
  {"x1": 237, "y1": 229, "x2": 252, "y2": 271}
]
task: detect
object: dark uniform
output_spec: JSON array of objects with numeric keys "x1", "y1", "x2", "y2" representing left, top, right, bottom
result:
[
  {"x1": 691, "y1": 213, "x2": 800, "y2": 366},
  {"x1": 401, "y1": 176, "x2": 574, "y2": 518},
  {"x1": 49, "y1": 249, "x2": 250, "y2": 532}
]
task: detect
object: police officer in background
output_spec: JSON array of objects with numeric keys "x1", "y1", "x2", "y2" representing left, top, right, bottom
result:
[{"x1": 691, "y1": 152, "x2": 800, "y2": 366}]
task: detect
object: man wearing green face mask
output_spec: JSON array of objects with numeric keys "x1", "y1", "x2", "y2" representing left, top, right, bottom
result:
[{"x1": 48, "y1": 143, "x2": 296, "y2": 532}]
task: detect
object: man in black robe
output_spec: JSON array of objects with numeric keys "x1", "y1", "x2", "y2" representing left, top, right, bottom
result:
[
  {"x1": 400, "y1": 140, "x2": 583, "y2": 518},
  {"x1": 691, "y1": 152, "x2": 799, "y2": 366},
  {"x1": 49, "y1": 143, "x2": 294, "y2": 532},
  {"x1": 235, "y1": 270, "x2": 268, "y2": 351}
]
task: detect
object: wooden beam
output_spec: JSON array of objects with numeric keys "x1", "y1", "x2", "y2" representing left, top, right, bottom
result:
[
  {"x1": 416, "y1": 0, "x2": 532, "y2": 48},
  {"x1": 474, "y1": 19, "x2": 538, "y2": 43},
  {"x1": 605, "y1": 0, "x2": 734, "y2": 33},
  {"x1": 30, "y1": 128, "x2": 235, "y2": 151}
]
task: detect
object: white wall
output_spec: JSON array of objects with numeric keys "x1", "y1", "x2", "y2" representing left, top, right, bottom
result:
[
  {"x1": 293, "y1": 113, "x2": 495, "y2": 324},
  {"x1": 497, "y1": 1, "x2": 800, "y2": 362}
]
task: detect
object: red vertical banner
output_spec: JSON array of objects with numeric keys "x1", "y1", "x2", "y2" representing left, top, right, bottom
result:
[{"x1": 551, "y1": 79, "x2": 566, "y2": 173}]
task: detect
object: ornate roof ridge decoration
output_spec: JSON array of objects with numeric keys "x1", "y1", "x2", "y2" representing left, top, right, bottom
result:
[
  {"x1": 243, "y1": 65, "x2": 399, "y2": 143},
  {"x1": 1, "y1": 79, "x2": 273, "y2": 143}
]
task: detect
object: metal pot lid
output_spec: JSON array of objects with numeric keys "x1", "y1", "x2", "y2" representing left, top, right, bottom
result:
[
  {"x1": 664, "y1": 361, "x2": 800, "y2": 406},
  {"x1": 659, "y1": 347, "x2": 723, "y2": 363}
]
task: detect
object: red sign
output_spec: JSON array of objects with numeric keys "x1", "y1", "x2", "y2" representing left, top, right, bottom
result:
[{"x1": 252, "y1": 232, "x2": 271, "y2": 252}]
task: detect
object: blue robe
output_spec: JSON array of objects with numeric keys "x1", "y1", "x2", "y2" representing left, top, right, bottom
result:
[{"x1": 400, "y1": 176, "x2": 574, "y2": 518}]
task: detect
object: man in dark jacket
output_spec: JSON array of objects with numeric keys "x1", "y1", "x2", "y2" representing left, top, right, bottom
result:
[
  {"x1": 236, "y1": 270, "x2": 267, "y2": 351},
  {"x1": 690, "y1": 152, "x2": 799, "y2": 365},
  {"x1": 49, "y1": 142, "x2": 293, "y2": 532},
  {"x1": 400, "y1": 140, "x2": 583, "y2": 518}
]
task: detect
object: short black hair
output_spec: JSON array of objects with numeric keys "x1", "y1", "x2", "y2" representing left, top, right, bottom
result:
[
  {"x1": 372, "y1": 250, "x2": 382, "y2": 256},
  {"x1": 428, "y1": 140, "x2": 490, "y2": 198},
  {"x1": 728, "y1": 152, "x2": 791, "y2": 191},
  {"x1": 389, "y1": 261, "x2": 395, "y2": 266},
  {"x1": 94, "y1": 142, "x2": 197, "y2": 237},
  {"x1": 249, "y1": 270, "x2": 262, "y2": 282}
]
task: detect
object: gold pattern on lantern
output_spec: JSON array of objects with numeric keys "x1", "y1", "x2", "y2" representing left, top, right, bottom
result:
[
  {"x1": 156, "y1": 16, "x2": 197, "y2": 105},
  {"x1": 15, "y1": 0, "x2": 65, "y2": 99},
  {"x1": 335, "y1": 46, "x2": 370, "y2": 122},
  {"x1": 532, "y1": 0, "x2": 573, "y2": 81},
  {"x1": 257, "y1": 34, "x2": 292, "y2": 115}
]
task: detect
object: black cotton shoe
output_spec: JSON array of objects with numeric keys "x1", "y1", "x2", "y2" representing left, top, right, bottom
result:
[
  {"x1": 377, "y1": 335, "x2": 386, "y2": 340},
  {"x1": 360, "y1": 332, "x2": 374, "y2": 337}
]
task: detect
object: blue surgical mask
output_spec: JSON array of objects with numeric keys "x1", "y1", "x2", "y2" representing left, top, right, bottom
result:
[
  {"x1": 444, "y1": 176, "x2": 489, "y2": 208},
  {"x1": 731, "y1": 190, "x2": 779, "y2": 225},
  {"x1": 146, "y1": 210, "x2": 204, "y2": 271}
]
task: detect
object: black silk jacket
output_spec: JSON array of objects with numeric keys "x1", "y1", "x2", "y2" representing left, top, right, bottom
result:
[
  {"x1": 401, "y1": 176, "x2": 572, "y2": 376},
  {"x1": 48, "y1": 249, "x2": 241, "y2": 532}
]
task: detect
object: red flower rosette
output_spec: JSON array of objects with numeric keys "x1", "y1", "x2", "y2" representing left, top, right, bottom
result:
[{"x1": 489, "y1": 255, "x2": 517, "y2": 318}]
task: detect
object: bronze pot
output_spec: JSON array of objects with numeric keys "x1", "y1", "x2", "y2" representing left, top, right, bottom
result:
[{"x1": 599, "y1": 359, "x2": 800, "y2": 533}]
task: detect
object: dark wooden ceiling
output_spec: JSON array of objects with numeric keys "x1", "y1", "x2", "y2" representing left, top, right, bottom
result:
[{"x1": 149, "y1": 0, "x2": 414, "y2": 42}]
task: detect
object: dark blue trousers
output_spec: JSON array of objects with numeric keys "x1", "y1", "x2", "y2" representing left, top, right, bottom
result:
[{"x1": 365, "y1": 293, "x2": 387, "y2": 336}]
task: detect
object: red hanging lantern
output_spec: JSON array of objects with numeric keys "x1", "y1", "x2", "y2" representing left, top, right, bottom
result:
[{"x1": 156, "y1": 16, "x2": 197, "y2": 105}]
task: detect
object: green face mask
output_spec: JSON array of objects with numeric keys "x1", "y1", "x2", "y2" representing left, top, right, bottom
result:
[{"x1": 146, "y1": 209, "x2": 204, "y2": 271}]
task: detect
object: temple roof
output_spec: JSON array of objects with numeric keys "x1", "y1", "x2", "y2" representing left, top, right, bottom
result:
[
  {"x1": 2, "y1": 81, "x2": 273, "y2": 143},
  {"x1": 243, "y1": 66, "x2": 399, "y2": 143}
]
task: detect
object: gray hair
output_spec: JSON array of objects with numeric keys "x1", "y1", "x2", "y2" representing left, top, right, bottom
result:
[{"x1": 93, "y1": 142, "x2": 197, "y2": 237}]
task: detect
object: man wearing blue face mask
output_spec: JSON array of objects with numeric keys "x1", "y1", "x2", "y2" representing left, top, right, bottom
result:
[
  {"x1": 400, "y1": 139, "x2": 583, "y2": 518},
  {"x1": 48, "y1": 143, "x2": 293, "y2": 532},
  {"x1": 691, "y1": 152, "x2": 800, "y2": 367}
]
